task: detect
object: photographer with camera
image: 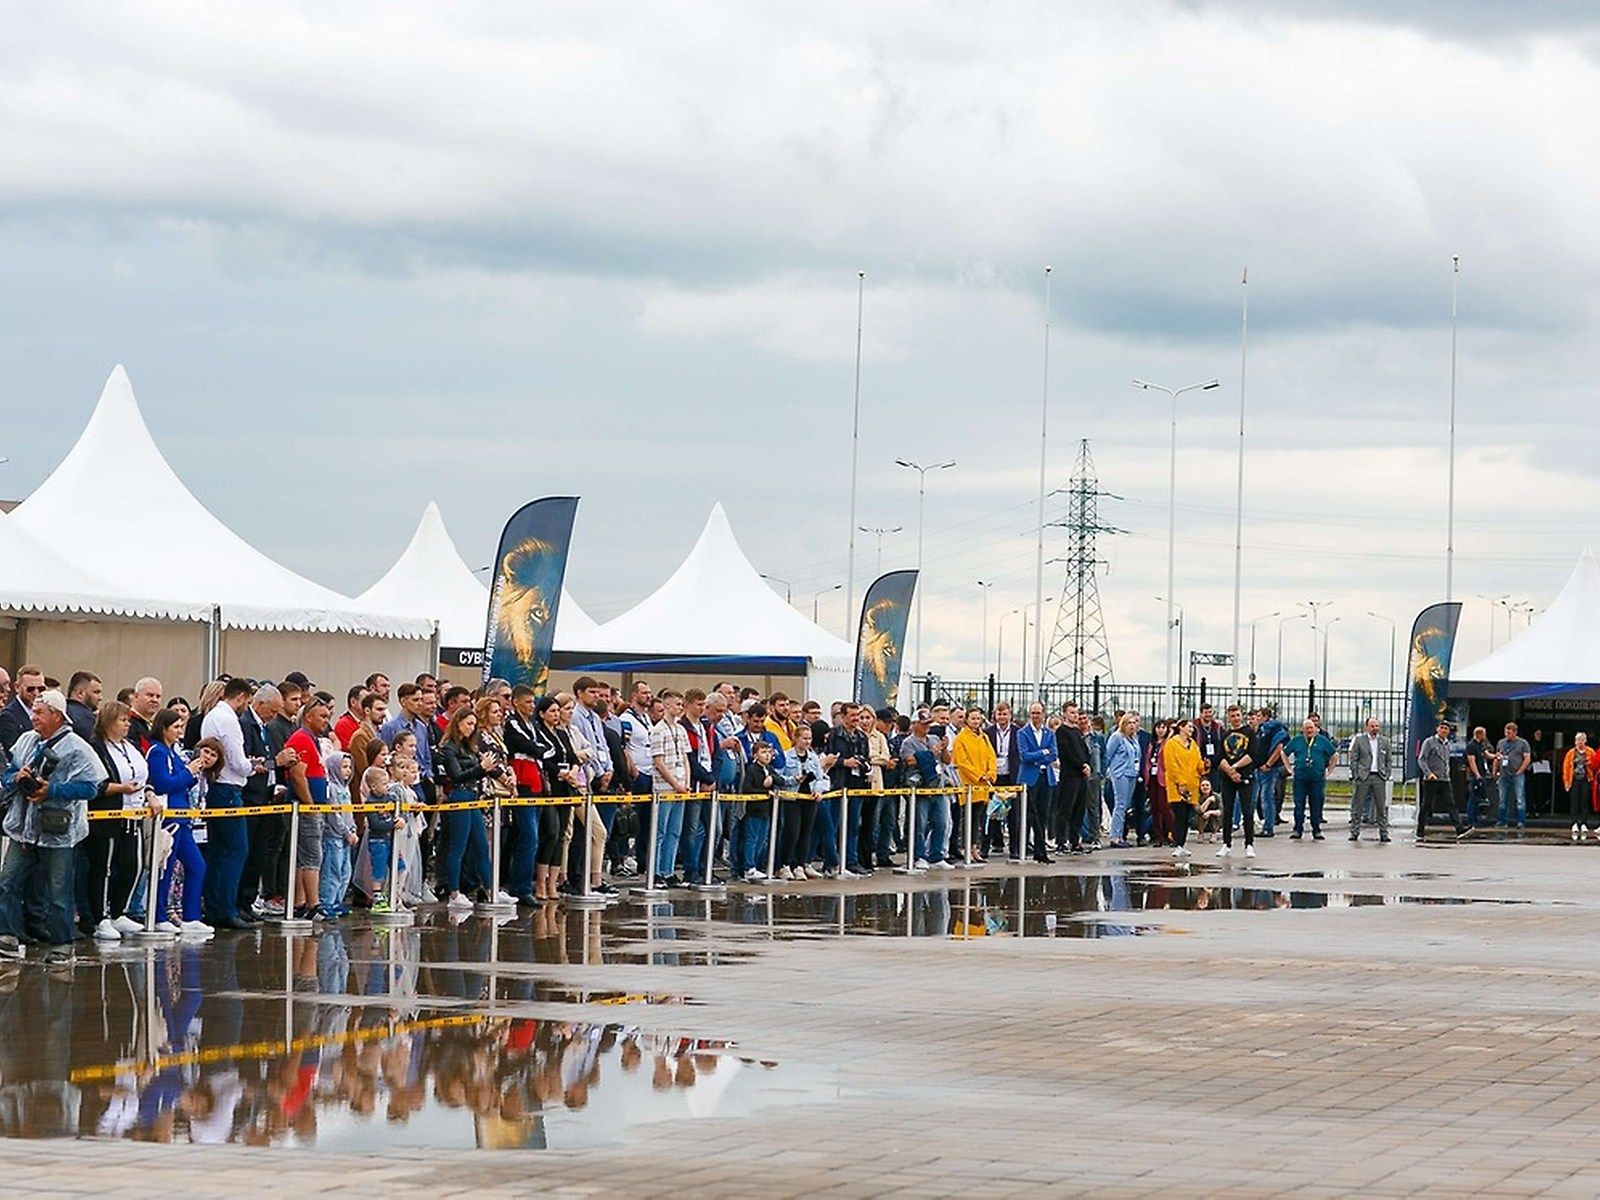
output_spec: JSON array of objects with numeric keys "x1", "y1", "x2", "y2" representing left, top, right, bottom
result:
[{"x1": 0, "y1": 688, "x2": 108, "y2": 964}]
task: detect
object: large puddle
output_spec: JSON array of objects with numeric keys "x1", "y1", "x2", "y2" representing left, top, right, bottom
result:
[{"x1": 0, "y1": 926, "x2": 834, "y2": 1149}]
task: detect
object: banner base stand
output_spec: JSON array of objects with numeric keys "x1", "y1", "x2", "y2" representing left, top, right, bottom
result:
[
  {"x1": 474, "y1": 899, "x2": 517, "y2": 915},
  {"x1": 690, "y1": 882, "x2": 727, "y2": 897},
  {"x1": 370, "y1": 910, "x2": 414, "y2": 927},
  {"x1": 565, "y1": 892, "x2": 612, "y2": 909},
  {"x1": 273, "y1": 917, "x2": 314, "y2": 934}
]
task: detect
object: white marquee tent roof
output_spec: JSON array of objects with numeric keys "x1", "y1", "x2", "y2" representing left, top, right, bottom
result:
[
  {"x1": 10, "y1": 367, "x2": 432, "y2": 638},
  {"x1": 1451, "y1": 550, "x2": 1600, "y2": 698},
  {"x1": 579, "y1": 503, "x2": 854, "y2": 667},
  {"x1": 0, "y1": 512, "x2": 210, "y2": 623},
  {"x1": 358, "y1": 500, "x2": 599, "y2": 651}
]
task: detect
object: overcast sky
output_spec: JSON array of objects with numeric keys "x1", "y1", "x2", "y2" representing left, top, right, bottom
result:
[{"x1": 2, "y1": 1, "x2": 1597, "y2": 691}]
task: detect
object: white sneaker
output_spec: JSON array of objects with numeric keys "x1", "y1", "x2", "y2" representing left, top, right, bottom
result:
[
  {"x1": 1245, "y1": 845, "x2": 1257, "y2": 859},
  {"x1": 776, "y1": 866, "x2": 793, "y2": 881},
  {"x1": 913, "y1": 859, "x2": 930, "y2": 871},
  {"x1": 179, "y1": 920, "x2": 213, "y2": 936},
  {"x1": 928, "y1": 861, "x2": 951, "y2": 871},
  {"x1": 1574, "y1": 825, "x2": 1581, "y2": 841},
  {"x1": 493, "y1": 890, "x2": 517, "y2": 906},
  {"x1": 838, "y1": 868, "x2": 861, "y2": 880},
  {"x1": 112, "y1": 914, "x2": 143, "y2": 936},
  {"x1": 743, "y1": 868, "x2": 767, "y2": 882},
  {"x1": 1216, "y1": 845, "x2": 1232, "y2": 859},
  {"x1": 156, "y1": 920, "x2": 182, "y2": 934},
  {"x1": 93, "y1": 918, "x2": 121, "y2": 941},
  {"x1": 804, "y1": 866, "x2": 824, "y2": 880},
  {"x1": 446, "y1": 892, "x2": 474, "y2": 911}
]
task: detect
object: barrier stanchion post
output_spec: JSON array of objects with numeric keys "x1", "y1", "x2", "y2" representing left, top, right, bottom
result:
[
  {"x1": 568, "y1": 787, "x2": 610, "y2": 909},
  {"x1": 373, "y1": 792, "x2": 414, "y2": 927},
  {"x1": 130, "y1": 808, "x2": 174, "y2": 943},
  {"x1": 477, "y1": 793, "x2": 516, "y2": 913},
  {"x1": 763, "y1": 792, "x2": 778, "y2": 884},
  {"x1": 634, "y1": 792, "x2": 667, "y2": 897},
  {"x1": 894, "y1": 787, "x2": 922, "y2": 874},
  {"x1": 693, "y1": 789, "x2": 726, "y2": 895},
  {"x1": 962, "y1": 786, "x2": 975, "y2": 870},
  {"x1": 838, "y1": 787, "x2": 850, "y2": 877},
  {"x1": 275, "y1": 794, "x2": 313, "y2": 933},
  {"x1": 1019, "y1": 782, "x2": 1030, "y2": 866}
]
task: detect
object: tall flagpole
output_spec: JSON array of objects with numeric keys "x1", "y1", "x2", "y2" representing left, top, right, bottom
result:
[
  {"x1": 1230, "y1": 267, "x2": 1248, "y2": 703},
  {"x1": 845, "y1": 269, "x2": 865, "y2": 638},
  {"x1": 1446, "y1": 255, "x2": 1459, "y2": 603},
  {"x1": 1033, "y1": 265, "x2": 1052, "y2": 697}
]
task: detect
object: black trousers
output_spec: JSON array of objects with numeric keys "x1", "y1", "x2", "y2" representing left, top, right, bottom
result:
[
  {"x1": 1571, "y1": 779, "x2": 1591, "y2": 824},
  {"x1": 80, "y1": 822, "x2": 138, "y2": 922},
  {"x1": 239, "y1": 811, "x2": 288, "y2": 907},
  {"x1": 1172, "y1": 802, "x2": 1193, "y2": 848},
  {"x1": 1417, "y1": 778, "x2": 1462, "y2": 836},
  {"x1": 779, "y1": 798, "x2": 818, "y2": 869},
  {"x1": 1026, "y1": 778, "x2": 1054, "y2": 859},
  {"x1": 1055, "y1": 774, "x2": 1088, "y2": 848},
  {"x1": 1219, "y1": 777, "x2": 1254, "y2": 846}
]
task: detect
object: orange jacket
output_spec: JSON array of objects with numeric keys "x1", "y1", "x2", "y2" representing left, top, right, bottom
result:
[{"x1": 1562, "y1": 746, "x2": 1600, "y2": 811}]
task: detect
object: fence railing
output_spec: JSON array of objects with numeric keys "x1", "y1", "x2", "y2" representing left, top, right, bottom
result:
[{"x1": 911, "y1": 675, "x2": 1409, "y2": 739}]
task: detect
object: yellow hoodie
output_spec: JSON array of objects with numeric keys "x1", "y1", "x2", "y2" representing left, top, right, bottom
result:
[{"x1": 953, "y1": 726, "x2": 998, "y2": 806}]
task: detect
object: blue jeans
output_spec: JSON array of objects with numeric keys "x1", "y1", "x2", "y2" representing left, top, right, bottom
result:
[
  {"x1": 814, "y1": 796, "x2": 840, "y2": 870},
  {"x1": 653, "y1": 794, "x2": 684, "y2": 879},
  {"x1": 680, "y1": 798, "x2": 710, "y2": 881},
  {"x1": 441, "y1": 795, "x2": 492, "y2": 895},
  {"x1": 0, "y1": 838, "x2": 75, "y2": 946},
  {"x1": 1292, "y1": 774, "x2": 1326, "y2": 834},
  {"x1": 202, "y1": 782, "x2": 247, "y2": 923},
  {"x1": 740, "y1": 805, "x2": 772, "y2": 874},
  {"x1": 1254, "y1": 767, "x2": 1283, "y2": 827},
  {"x1": 917, "y1": 793, "x2": 950, "y2": 864},
  {"x1": 1109, "y1": 775, "x2": 1137, "y2": 841},
  {"x1": 506, "y1": 804, "x2": 537, "y2": 896},
  {"x1": 368, "y1": 836, "x2": 392, "y2": 886},
  {"x1": 319, "y1": 836, "x2": 352, "y2": 911},
  {"x1": 1497, "y1": 774, "x2": 1526, "y2": 826},
  {"x1": 874, "y1": 794, "x2": 899, "y2": 860},
  {"x1": 843, "y1": 793, "x2": 863, "y2": 871}
]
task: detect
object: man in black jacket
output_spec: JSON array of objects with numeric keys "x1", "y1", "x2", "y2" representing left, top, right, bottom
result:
[
  {"x1": 66, "y1": 671, "x2": 102, "y2": 739},
  {"x1": 238, "y1": 684, "x2": 300, "y2": 917},
  {"x1": 0, "y1": 665, "x2": 45, "y2": 753},
  {"x1": 825, "y1": 703, "x2": 870, "y2": 876},
  {"x1": 1055, "y1": 701, "x2": 1093, "y2": 854}
]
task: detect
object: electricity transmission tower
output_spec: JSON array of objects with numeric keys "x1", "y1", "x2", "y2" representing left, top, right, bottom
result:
[{"x1": 1044, "y1": 439, "x2": 1123, "y2": 693}]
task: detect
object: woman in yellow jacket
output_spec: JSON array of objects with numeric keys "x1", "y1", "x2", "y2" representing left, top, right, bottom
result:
[
  {"x1": 1161, "y1": 717, "x2": 1208, "y2": 860},
  {"x1": 952, "y1": 707, "x2": 998, "y2": 865},
  {"x1": 1561, "y1": 732, "x2": 1598, "y2": 840}
]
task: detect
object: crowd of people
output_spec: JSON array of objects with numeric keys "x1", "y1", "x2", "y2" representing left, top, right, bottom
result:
[{"x1": 0, "y1": 654, "x2": 1431, "y2": 965}]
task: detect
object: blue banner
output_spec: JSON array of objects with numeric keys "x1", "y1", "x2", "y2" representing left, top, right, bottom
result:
[
  {"x1": 1403, "y1": 600, "x2": 1463, "y2": 781},
  {"x1": 854, "y1": 570, "x2": 917, "y2": 711},
  {"x1": 482, "y1": 497, "x2": 579, "y2": 692}
]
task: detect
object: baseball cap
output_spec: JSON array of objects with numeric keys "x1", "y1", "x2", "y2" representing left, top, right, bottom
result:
[{"x1": 37, "y1": 689, "x2": 67, "y2": 717}]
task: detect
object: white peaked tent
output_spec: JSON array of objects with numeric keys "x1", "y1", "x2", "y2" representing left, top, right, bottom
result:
[
  {"x1": 7, "y1": 366, "x2": 433, "y2": 685},
  {"x1": 0, "y1": 512, "x2": 209, "y2": 624},
  {"x1": 577, "y1": 503, "x2": 854, "y2": 696},
  {"x1": 357, "y1": 499, "x2": 600, "y2": 656},
  {"x1": 1451, "y1": 550, "x2": 1600, "y2": 699}
]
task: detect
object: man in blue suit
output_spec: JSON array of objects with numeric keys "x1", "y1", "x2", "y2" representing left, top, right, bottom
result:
[{"x1": 1017, "y1": 702, "x2": 1059, "y2": 864}]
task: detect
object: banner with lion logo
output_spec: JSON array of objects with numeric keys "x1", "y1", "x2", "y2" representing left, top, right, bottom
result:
[
  {"x1": 854, "y1": 570, "x2": 917, "y2": 711},
  {"x1": 482, "y1": 496, "x2": 579, "y2": 693}
]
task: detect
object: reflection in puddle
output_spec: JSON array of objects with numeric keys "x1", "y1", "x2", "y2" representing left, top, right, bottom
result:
[{"x1": 0, "y1": 940, "x2": 830, "y2": 1150}]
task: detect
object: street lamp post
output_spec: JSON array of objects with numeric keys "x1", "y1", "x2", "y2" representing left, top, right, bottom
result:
[
  {"x1": 858, "y1": 525, "x2": 901, "y2": 574},
  {"x1": 977, "y1": 580, "x2": 993, "y2": 681},
  {"x1": 998, "y1": 608, "x2": 1021, "y2": 681},
  {"x1": 1154, "y1": 595, "x2": 1185, "y2": 714},
  {"x1": 1022, "y1": 596, "x2": 1055, "y2": 687},
  {"x1": 1478, "y1": 593, "x2": 1510, "y2": 651},
  {"x1": 1033, "y1": 266, "x2": 1053, "y2": 697},
  {"x1": 1303, "y1": 601, "x2": 1333, "y2": 690},
  {"x1": 1135, "y1": 377, "x2": 1221, "y2": 716},
  {"x1": 1277, "y1": 612, "x2": 1307, "y2": 691},
  {"x1": 1447, "y1": 255, "x2": 1460, "y2": 602},
  {"x1": 1322, "y1": 616, "x2": 1343, "y2": 691},
  {"x1": 812, "y1": 583, "x2": 842, "y2": 624},
  {"x1": 1248, "y1": 611, "x2": 1281, "y2": 688},
  {"x1": 895, "y1": 458, "x2": 955, "y2": 678},
  {"x1": 1367, "y1": 611, "x2": 1397, "y2": 695},
  {"x1": 760, "y1": 573, "x2": 793, "y2": 604},
  {"x1": 845, "y1": 271, "x2": 865, "y2": 641}
]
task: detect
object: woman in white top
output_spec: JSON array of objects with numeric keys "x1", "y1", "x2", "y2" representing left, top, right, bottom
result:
[{"x1": 87, "y1": 700, "x2": 152, "y2": 941}]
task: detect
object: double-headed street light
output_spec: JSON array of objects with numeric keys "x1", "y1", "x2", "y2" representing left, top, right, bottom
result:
[
  {"x1": 895, "y1": 458, "x2": 955, "y2": 677},
  {"x1": 1135, "y1": 377, "x2": 1220, "y2": 716}
]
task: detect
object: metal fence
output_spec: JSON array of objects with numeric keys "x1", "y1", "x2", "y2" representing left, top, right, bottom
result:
[{"x1": 910, "y1": 675, "x2": 1409, "y2": 739}]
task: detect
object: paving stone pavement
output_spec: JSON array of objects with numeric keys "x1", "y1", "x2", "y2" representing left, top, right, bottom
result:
[{"x1": 6, "y1": 830, "x2": 1600, "y2": 1196}]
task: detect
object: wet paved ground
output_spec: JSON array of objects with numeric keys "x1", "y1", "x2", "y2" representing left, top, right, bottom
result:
[{"x1": 6, "y1": 826, "x2": 1600, "y2": 1194}]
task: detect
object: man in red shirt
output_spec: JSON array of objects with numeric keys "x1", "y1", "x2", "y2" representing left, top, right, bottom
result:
[
  {"x1": 333, "y1": 685, "x2": 367, "y2": 750},
  {"x1": 285, "y1": 696, "x2": 331, "y2": 919}
]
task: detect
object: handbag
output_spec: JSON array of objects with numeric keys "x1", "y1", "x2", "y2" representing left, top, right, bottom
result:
[{"x1": 37, "y1": 805, "x2": 72, "y2": 837}]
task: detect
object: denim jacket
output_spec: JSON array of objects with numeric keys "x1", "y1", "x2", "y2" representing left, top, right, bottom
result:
[{"x1": 3, "y1": 727, "x2": 108, "y2": 848}]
